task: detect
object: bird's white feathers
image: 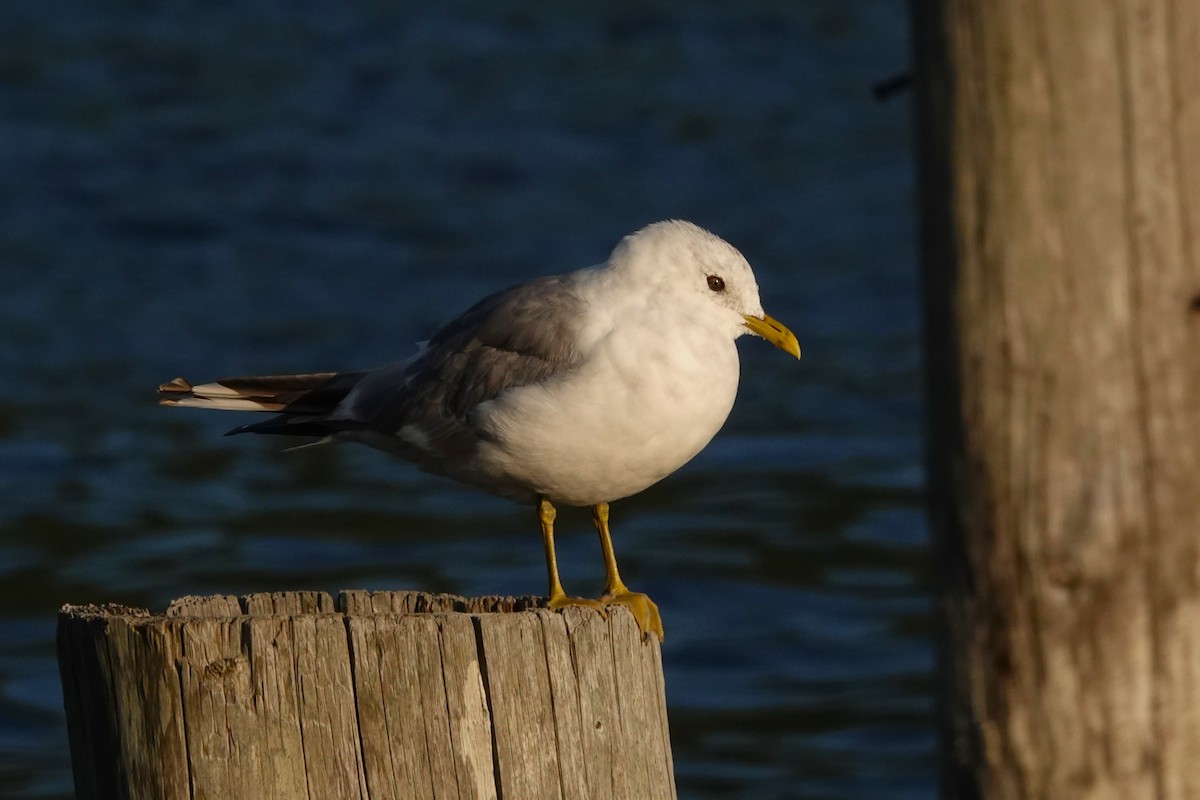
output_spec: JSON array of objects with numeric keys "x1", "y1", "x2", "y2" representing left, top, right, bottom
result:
[{"x1": 160, "y1": 220, "x2": 790, "y2": 507}]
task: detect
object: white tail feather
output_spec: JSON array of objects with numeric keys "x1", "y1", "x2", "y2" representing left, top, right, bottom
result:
[
  {"x1": 162, "y1": 396, "x2": 287, "y2": 411},
  {"x1": 157, "y1": 372, "x2": 356, "y2": 417},
  {"x1": 158, "y1": 376, "x2": 287, "y2": 411},
  {"x1": 185, "y1": 381, "x2": 258, "y2": 399}
]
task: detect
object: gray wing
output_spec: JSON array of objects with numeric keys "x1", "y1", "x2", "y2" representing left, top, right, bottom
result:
[{"x1": 336, "y1": 274, "x2": 588, "y2": 465}]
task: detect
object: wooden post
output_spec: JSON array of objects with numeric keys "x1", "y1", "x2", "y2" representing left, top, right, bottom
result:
[
  {"x1": 913, "y1": 0, "x2": 1200, "y2": 798},
  {"x1": 57, "y1": 591, "x2": 676, "y2": 800}
]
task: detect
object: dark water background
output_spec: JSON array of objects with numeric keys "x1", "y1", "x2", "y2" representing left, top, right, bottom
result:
[{"x1": 0, "y1": 1, "x2": 927, "y2": 797}]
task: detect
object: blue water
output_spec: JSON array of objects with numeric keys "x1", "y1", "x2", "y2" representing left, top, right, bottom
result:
[{"x1": 0, "y1": 2, "x2": 928, "y2": 797}]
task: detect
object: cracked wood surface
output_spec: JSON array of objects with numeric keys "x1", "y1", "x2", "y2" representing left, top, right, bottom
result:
[
  {"x1": 915, "y1": 1, "x2": 1200, "y2": 798},
  {"x1": 57, "y1": 590, "x2": 675, "y2": 800}
]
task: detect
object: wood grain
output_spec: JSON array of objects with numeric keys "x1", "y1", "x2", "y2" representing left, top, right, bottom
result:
[
  {"x1": 58, "y1": 591, "x2": 675, "y2": 800},
  {"x1": 915, "y1": 1, "x2": 1200, "y2": 797}
]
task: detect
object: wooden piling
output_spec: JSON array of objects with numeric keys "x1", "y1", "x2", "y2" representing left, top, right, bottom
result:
[{"x1": 57, "y1": 590, "x2": 676, "y2": 800}]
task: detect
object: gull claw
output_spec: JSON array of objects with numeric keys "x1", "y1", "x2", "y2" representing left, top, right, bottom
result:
[
  {"x1": 602, "y1": 590, "x2": 663, "y2": 642},
  {"x1": 546, "y1": 594, "x2": 607, "y2": 618}
]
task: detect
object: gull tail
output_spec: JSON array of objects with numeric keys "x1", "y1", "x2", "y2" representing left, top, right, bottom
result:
[{"x1": 158, "y1": 371, "x2": 368, "y2": 437}]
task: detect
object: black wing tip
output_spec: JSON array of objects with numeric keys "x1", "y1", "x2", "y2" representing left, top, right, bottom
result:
[
  {"x1": 225, "y1": 419, "x2": 278, "y2": 436},
  {"x1": 224, "y1": 416, "x2": 360, "y2": 438}
]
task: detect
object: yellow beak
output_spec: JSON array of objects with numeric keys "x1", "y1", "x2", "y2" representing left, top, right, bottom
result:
[{"x1": 743, "y1": 313, "x2": 801, "y2": 359}]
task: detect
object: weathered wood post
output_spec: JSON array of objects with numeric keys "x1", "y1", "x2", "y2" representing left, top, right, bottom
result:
[
  {"x1": 57, "y1": 590, "x2": 676, "y2": 800},
  {"x1": 913, "y1": 0, "x2": 1200, "y2": 798}
]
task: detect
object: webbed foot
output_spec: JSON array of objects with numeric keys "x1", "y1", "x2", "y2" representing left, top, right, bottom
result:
[
  {"x1": 602, "y1": 589, "x2": 663, "y2": 641},
  {"x1": 546, "y1": 592, "x2": 607, "y2": 617}
]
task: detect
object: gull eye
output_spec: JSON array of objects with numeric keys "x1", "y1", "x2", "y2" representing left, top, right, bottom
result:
[{"x1": 706, "y1": 275, "x2": 725, "y2": 292}]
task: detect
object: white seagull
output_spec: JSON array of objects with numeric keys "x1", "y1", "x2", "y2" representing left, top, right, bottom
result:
[{"x1": 160, "y1": 220, "x2": 801, "y2": 640}]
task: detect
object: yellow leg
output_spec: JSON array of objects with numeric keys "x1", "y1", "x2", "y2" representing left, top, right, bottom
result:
[
  {"x1": 593, "y1": 502, "x2": 663, "y2": 641},
  {"x1": 539, "y1": 497, "x2": 604, "y2": 616}
]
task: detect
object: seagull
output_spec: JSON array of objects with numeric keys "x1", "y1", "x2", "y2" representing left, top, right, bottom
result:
[{"x1": 159, "y1": 220, "x2": 800, "y2": 640}]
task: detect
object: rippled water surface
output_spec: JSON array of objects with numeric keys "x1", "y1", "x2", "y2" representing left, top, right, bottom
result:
[{"x1": 0, "y1": 2, "x2": 926, "y2": 797}]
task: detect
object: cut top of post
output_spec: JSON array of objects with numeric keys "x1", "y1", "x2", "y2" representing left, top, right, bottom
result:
[{"x1": 57, "y1": 590, "x2": 677, "y2": 800}]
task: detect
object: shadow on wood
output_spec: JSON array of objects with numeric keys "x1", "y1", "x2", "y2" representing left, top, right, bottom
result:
[{"x1": 57, "y1": 590, "x2": 676, "y2": 800}]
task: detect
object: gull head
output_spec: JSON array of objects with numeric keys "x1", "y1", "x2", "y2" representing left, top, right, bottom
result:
[{"x1": 608, "y1": 220, "x2": 801, "y2": 358}]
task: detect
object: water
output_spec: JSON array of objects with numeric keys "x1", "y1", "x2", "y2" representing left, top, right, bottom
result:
[{"x1": 0, "y1": 2, "x2": 928, "y2": 798}]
